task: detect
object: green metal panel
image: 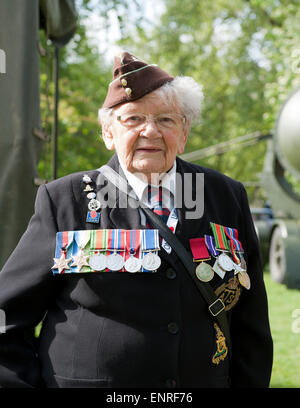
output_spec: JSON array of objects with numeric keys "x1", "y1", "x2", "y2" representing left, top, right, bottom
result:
[
  {"x1": 0, "y1": 0, "x2": 77, "y2": 269},
  {"x1": 0, "y1": 0, "x2": 41, "y2": 269}
]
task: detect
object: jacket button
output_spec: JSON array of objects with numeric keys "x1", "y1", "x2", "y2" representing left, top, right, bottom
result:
[
  {"x1": 166, "y1": 268, "x2": 176, "y2": 279},
  {"x1": 167, "y1": 322, "x2": 179, "y2": 334},
  {"x1": 165, "y1": 379, "x2": 177, "y2": 388}
]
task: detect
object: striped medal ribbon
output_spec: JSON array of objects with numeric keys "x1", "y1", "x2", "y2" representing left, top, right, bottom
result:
[
  {"x1": 224, "y1": 226, "x2": 244, "y2": 253},
  {"x1": 223, "y1": 227, "x2": 250, "y2": 289},
  {"x1": 52, "y1": 231, "x2": 74, "y2": 274},
  {"x1": 70, "y1": 230, "x2": 90, "y2": 273},
  {"x1": 204, "y1": 234, "x2": 225, "y2": 279},
  {"x1": 210, "y1": 223, "x2": 230, "y2": 251},
  {"x1": 89, "y1": 229, "x2": 108, "y2": 271},
  {"x1": 224, "y1": 226, "x2": 244, "y2": 268},
  {"x1": 228, "y1": 240, "x2": 241, "y2": 265},
  {"x1": 106, "y1": 229, "x2": 125, "y2": 271},
  {"x1": 124, "y1": 230, "x2": 142, "y2": 273},
  {"x1": 204, "y1": 235, "x2": 220, "y2": 257},
  {"x1": 210, "y1": 223, "x2": 234, "y2": 272},
  {"x1": 141, "y1": 229, "x2": 161, "y2": 272}
]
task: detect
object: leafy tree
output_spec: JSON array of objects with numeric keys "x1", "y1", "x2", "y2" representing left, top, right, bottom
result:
[
  {"x1": 117, "y1": 0, "x2": 300, "y2": 203},
  {"x1": 38, "y1": 0, "x2": 300, "y2": 204}
]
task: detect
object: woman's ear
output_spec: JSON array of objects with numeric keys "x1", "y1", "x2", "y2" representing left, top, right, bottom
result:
[
  {"x1": 102, "y1": 125, "x2": 115, "y2": 151},
  {"x1": 177, "y1": 121, "x2": 190, "y2": 155}
]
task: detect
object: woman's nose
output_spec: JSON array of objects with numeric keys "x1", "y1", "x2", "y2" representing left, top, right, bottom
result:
[{"x1": 139, "y1": 119, "x2": 162, "y2": 137}]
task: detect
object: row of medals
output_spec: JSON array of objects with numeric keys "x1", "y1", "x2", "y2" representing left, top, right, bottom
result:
[
  {"x1": 83, "y1": 174, "x2": 247, "y2": 281},
  {"x1": 89, "y1": 250, "x2": 161, "y2": 273},
  {"x1": 195, "y1": 252, "x2": 250, "y2": 290},
  {"x1": 82, "y1": 174, "x2": 161, "y2": 273}
]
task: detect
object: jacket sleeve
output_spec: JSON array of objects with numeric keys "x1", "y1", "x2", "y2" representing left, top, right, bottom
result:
[
  {"x1": 0, "y1": 184, "x2": 57, "y2": 387},
  {"x1": 230, "y1": 183, "x2": 273, "y2": 387}
]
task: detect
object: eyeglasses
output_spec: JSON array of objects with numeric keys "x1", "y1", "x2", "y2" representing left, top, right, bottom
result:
[{"x1": 116, "y1": 112, "x2": 186, "y2": 130}]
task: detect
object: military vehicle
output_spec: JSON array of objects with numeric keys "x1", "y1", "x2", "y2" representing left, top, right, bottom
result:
[{"x1": 260, "y1": 87, "x2": 300, "y2": 289}]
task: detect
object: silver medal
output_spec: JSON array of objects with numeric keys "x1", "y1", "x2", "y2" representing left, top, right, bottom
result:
[
  {"x1": 212, "y1": 259, "x2": 226, "y2": 279},
  {"x1": 142, "y1": 252, "x2": 161, "y2": 271},
  {"x1": 233, "y1": 262, "x2": 246, "y2": 274},
  {"x1": 106, "y1": 252, "x2": 124, "y2": 271},
  {"x1": 88, "y1": 198, "x2": 101, "y2": 211},
  {"x1": 217, "y1": 253, "x2": 234, "y2": 271},
  {"x1": 83, "y1": 174, "x2": 92, "y2": 183},
  {"x1": 89, "y1": 253, "x2": 107, "y2": 271},
  {"x1": 87, "y1": 192, "x2": 96, "y2": 200},
  {"x1": 124, "y1": 256, "x2": 142, "y2": 273}
]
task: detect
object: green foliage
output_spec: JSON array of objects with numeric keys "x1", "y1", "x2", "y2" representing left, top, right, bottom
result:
[
  {"x1": 39, "y1": 22, "x2": 112, "y2": 180},
  {"x1": 38, "y1": 0, "x2": 300, "y2": 204},
  {"x1": 117, "y1": 0, "x2": 300, "y2": 203}
]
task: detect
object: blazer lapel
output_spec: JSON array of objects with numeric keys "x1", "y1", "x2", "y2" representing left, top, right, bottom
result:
[
  {"x1": 175, "y1": 158, "x2": 208, "y2": 246},
  {"x1": 97, "y1": 154, "x2": 144, "y2": 230}
]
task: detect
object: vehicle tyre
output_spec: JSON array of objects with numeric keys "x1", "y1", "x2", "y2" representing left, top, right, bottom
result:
[{"x1": 269, "y1": 226, "x2": 286, "y2": 283}]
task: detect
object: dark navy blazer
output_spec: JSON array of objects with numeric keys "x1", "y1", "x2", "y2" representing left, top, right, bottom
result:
[{"x1": 0, "y1": 154, "x2": 273, "y2": 388}]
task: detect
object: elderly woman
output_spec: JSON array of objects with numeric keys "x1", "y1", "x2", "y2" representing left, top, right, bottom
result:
[{"x1": 0, "y1": 52, "x2": 272, "y2": 388}]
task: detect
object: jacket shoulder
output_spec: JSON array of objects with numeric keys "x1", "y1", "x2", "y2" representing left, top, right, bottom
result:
[
  {"x1": 43, "y1": 170, "x2": 99, "y2": 196},
  {"x1": 177, "y1": 157, "x2": 242, "y2": 191}
]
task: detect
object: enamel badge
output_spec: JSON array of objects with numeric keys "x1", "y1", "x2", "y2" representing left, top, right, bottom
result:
[{"x1": 86, "y1": 210, "x2": 100, "y2": 223}]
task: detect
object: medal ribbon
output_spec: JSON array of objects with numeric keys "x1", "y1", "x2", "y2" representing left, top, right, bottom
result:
[
  {"x1": 141, "y1": 229, "x2": 159, "y2": 251},
  {"x1": 125, "y1": 230, "x2": 141, "y2": 262},
  {"x1": 189, "y1": 238, "x2": 211, "y2": 261},
  {"x1": 92, "y1": 229, "x2": 108, "y2": 271},
  {"x1": 62, "y1": 231, "x2": 74, "y2": 250},
  {"x1": 204, "y1": 235, "x2": 220, "y2": 257},
  {"x1": 106, "y1": 229, "x2": 125, "y2": 271},
  {"x1": 74, "y1": 230, "x2": 90, "y2": 250},
  {"x1": 229, "y1": 240, "x2": 240, "y2": 264},
  {"x1": 55, "y1": 232, "x2": 63, "y2": 258},
  {"x1": 224, "y1": 226, "x2": 244, "y2": 253},
  {"x1": 61, "y1": 231, "x2": 74, "y2": 261},
  {"x1": 53, "y1": 231, "x2": 74, "y2": 274},
  {"x1": 210, "y1": 223, "x2": 230, "y2": 251},
  {"x1": 90, "y1": 229, "x2": 108, "y2": 252},
  {"x1": 107, "y1": 229, "x2": 125, "y2": 252},
  {"x1": 141, "y1": 229, "x2": 160, "y2": 272},
  {"x1": 97, "y1": 229, "x2": 108, "y2": 251}
]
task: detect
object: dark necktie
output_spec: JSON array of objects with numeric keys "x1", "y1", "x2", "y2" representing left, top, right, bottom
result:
[{"x1": 147, "y1": 185, "x2": 170, "y2": 226}]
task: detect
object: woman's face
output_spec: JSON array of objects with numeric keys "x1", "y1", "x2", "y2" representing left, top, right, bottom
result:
[{"x1": 102, "y1": 91, "x2": 190, "y2": 180}]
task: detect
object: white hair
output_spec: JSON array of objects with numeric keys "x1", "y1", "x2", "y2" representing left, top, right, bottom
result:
[{"x1": 98, "y1": 76, "x2": 204, "y2": 127}]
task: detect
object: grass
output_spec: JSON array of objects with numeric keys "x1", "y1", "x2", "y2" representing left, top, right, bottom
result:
[{"x1": 263, "y1": 269, "x2": 300, "y2": 387}]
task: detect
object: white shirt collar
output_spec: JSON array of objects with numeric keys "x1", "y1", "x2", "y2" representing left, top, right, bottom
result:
[{"x1": 119, "y1": 159, "x2": 177, "y2": 208}]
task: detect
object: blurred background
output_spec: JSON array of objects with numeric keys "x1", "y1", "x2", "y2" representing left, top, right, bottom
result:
[{"x1": 0, "y1": 0, "x2": 300, "y2": 387}]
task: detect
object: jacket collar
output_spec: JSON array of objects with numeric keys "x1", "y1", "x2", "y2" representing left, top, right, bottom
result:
[
  {"x1": 174, "y1": 157, "x2": 207, "y2": 247},
  {"x1": 95, "y1": 154, "x2": 206, "y2": 264},
  {"x1": 100, "y1": 154, "x2": 144, "y2": 230}
]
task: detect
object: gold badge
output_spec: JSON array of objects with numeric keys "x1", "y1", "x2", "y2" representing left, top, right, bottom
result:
[
  {"x1": 212, "y1": 323, "x2": 228, "y2": 365},
  {"x1": 215, "y1": 276, "x2": 241, "y2": 311},
  {"x1": 83, "y1": 184, "x2": 93, "y2": 192}
]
